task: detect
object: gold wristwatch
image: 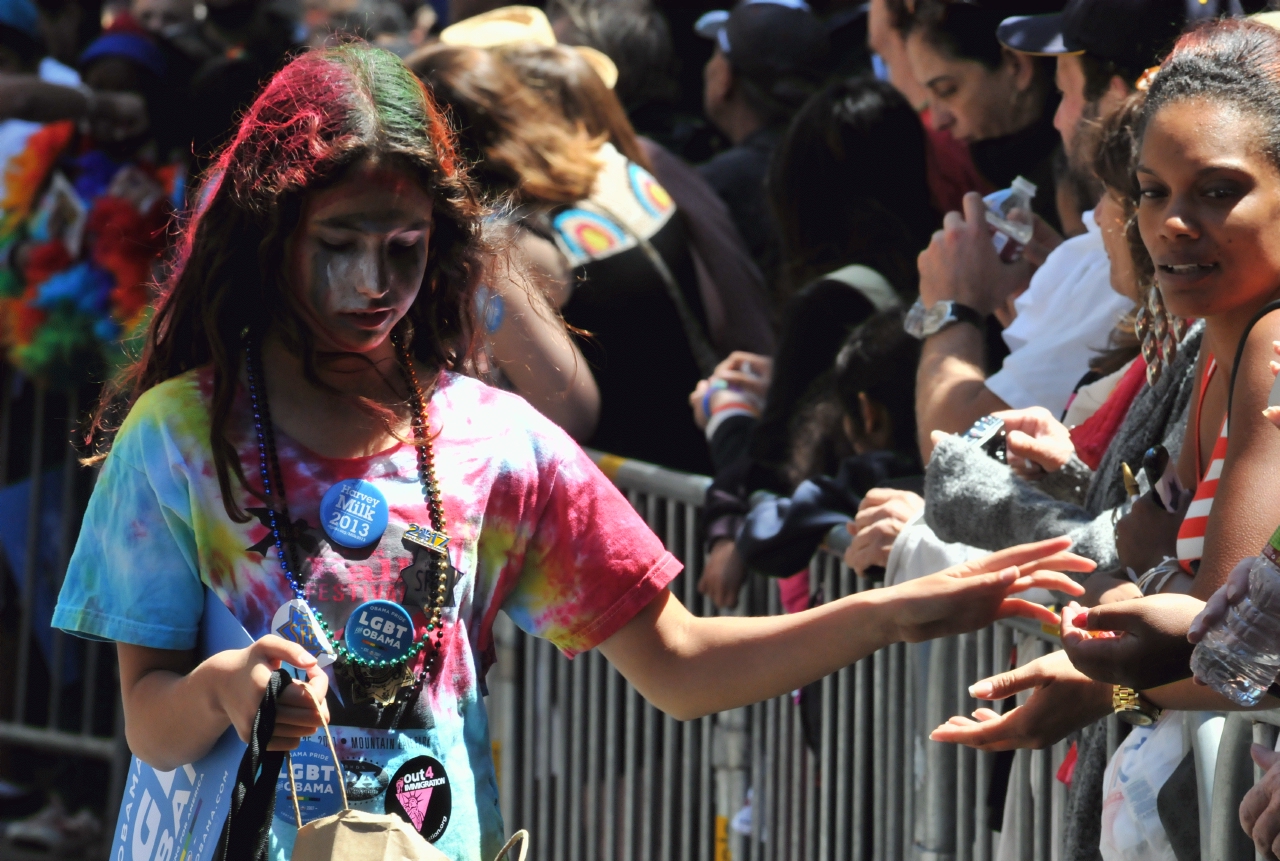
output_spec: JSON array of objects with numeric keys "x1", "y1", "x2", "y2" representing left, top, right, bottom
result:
[{"x1": 1113, "y1": 685, "x2": 1162, "y2": 726}]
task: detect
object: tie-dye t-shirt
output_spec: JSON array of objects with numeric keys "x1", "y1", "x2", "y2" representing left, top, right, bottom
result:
[{"x1": 53, "y1": 366, "x2": 680, "y2": 860}]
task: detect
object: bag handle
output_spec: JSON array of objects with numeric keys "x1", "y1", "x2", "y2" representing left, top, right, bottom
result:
[
  {"x1": 286, "y1": 684, "x2": 349, "y2": 828},
  {"x1": 492, "y1": 830, "x2": 529, "y2": 861},
  {"x1": 219, "y1": 667, "x2": 292, "y2": 861}
]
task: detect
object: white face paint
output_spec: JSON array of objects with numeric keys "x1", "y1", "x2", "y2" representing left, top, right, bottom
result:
[{"x1": 287, "y1": 164, "x2": 435, "y2": 354}]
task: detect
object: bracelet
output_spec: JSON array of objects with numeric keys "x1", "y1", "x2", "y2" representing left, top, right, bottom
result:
[{"x1": 701, "y1": 378, "x2": 727, "y2": 420}]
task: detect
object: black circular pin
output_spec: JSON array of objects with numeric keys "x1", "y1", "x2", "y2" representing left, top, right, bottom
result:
[{"x1": 385, "y1": 755, "x2": 451, "y2": 842}]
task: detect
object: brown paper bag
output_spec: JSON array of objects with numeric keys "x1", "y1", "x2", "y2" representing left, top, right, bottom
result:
[
  {"x1": 291, "y1": 808, "x2": 450, "y2": 860},
  {"x1": 285, "y1": 688, "x2": 529, "y2": 861}
]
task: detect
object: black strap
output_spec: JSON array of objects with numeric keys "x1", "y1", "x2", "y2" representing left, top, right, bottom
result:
[
  {"x1": 1227, "y1": 299, "x2": 1280, "y2": 421},
  {"x1": 219, "y1": 667, "x2": 291, "y2": 861}
]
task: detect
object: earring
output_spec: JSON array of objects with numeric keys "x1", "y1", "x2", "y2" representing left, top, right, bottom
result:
[{"x1": 1134, "y1": 285, "x2": 1184, "y2": 386}]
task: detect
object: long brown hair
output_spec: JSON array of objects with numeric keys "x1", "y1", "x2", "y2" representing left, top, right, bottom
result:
[
  {"x1": 406, "y1": 43, "x2": 603, "y2": 205},
  {"x1": 88, "y1": 43, "x2": 490, "y2": 522},
  {"x1": 493, "y1": 43, "x2": 653, "y2": 171}
]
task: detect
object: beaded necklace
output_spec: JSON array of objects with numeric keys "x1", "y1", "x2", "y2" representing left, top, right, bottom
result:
[{"x1": 244, "y1": 334, "x2": 449, "y2": 702}]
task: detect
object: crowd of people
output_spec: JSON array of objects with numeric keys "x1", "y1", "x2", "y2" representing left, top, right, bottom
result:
[{"x1": 0, "y1": 0, "x2": 1277, "y2": 857}]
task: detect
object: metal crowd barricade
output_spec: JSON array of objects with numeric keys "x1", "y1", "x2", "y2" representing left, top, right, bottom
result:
[
  {"x1": 0, "y1": 370, "x2": 130, "y2": 829},
  {"x1": 485, "y1": 451, "x2": 1073, "y2": 861}
]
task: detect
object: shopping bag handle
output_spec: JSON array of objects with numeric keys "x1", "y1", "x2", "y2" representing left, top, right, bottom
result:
[{"x1": 285, "y1": 683, "x2": 349, "y2": 828}]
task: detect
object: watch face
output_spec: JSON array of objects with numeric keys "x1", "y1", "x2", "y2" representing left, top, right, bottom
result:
[
  {"x1": 1117, "y1": 709, "x2": 1156, "y2": 727},
  {"x1": 922, "y1": 301, "x2": 953, "y2": 336},
  {"x1": 904, "y1": 300, "x2": 927, "y2": 338}
]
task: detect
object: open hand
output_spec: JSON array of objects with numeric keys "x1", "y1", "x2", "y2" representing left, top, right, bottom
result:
[
  {"x1": 1241, "y1": 744, "x2": 1280, "y2": 860},
  {"x1": 1059, "y1": 595, "x2": 1204, "y2": 689},
  {"x1": 208, "y1": 635, "x2": 330, "y2": 751},
  {"x1": 885, "y1": 537, "x2": 1091, "y2": 643},
  {"x1": 844, "y1": 488, "x2": 923, "y2": 576},
  {"x1": 992, "y1": 407, "x2": 1075, "y2": 478},
  {"x1": 929, "y1": 650, "x2": 1112, "y2": 751}
]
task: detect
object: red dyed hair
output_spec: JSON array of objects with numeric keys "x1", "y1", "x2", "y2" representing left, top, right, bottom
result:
[{"x1": 88, "y1": 43, "x2": 490, "y2": 522}]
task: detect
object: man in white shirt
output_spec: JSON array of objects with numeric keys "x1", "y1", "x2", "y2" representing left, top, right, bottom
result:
[{"x1": 905, "y1": 0, "x2": 1191, "y2": 460}]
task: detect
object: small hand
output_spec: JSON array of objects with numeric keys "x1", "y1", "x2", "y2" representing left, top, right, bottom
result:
[
  {"x1": 698, "y1": 540, "x2": 747, "y2": 610},
  {"x1": 1059, "y1": 595, "x2": 1204, "y2": 689},
  {"x1": 208, "y1": 635, "x2": 329, "y2": 751},
  {"x1": 992, "y1": 407, "x2": 1075, "y2": 478},
  {"x1": 929, "y1": 650, "x2": 1112, "y2": 751},
  {"x1": 1188, "y1": 556, "x2": 1253, "y2": 648},
  {"x1": 917, "y1": 192, "x2": 1034, "y2": 314},
  {"x1": 844, "y1": 488, "x2": 923, "y2": 576},
  {"x1": 1241, "y1": 744, "x2": 1280, "y2": 860},
  {"x1": 886, "y1": 536, "x2": 1091, "y2": 643},
  {"x1": 711, "y1": 351, "x2": 772, "y2": 397}
]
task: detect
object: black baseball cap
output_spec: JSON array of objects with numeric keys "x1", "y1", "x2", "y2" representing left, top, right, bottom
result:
[
  {"x1": 997, "y1": 0, "x2": 1192, "y2": 73},
  {"x1": 694, "y1": 0, "x2": 831, "y2": 91}
]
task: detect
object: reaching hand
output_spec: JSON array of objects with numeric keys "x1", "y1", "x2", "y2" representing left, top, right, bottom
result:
[
  {"x1": 207, "y1": 635, "x2": 330, "y2": 751},
  {"x1": 844, "y1": 488, "x2": 923, "y2": 576},
  {"x1": 917, "y1": 192, "x2": 1035, "y2": 314},
  {"x1": 992, "y1": 407, "x2": 1075, "y2": 478},
  {"x1": 884, "y1": 537, "x2": 1091, "y2": 643},
  {"x1": 1241, "y1": 744, "x2": 1280, "y2": 860},
  {"x1": 929, "y1": 650, "x2": 1112, "y2": 751},
  {"x1": 1059, "y1": 595, "x2": 1204, "y2": 689}
]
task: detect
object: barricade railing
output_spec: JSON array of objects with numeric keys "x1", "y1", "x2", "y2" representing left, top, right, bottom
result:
[
  {"x1": 486, "y1": 451, "x2": 1079, "y2": 861},
  {"x1": 0, "y1": 372, "x2": 1276, "y2": 860},
  {"x1": 0, "y1": 369, "x2": 128, "y2": 833}
]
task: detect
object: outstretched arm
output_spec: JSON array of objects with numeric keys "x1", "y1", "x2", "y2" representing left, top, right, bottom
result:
[{"x1": 598, "y1": 538, "x2": 1090, "y2": 721}]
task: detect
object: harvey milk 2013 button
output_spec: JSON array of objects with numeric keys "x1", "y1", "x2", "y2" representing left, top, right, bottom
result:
[{"x1": 321, "y1": 479, "x2": 388, "y2": 548}]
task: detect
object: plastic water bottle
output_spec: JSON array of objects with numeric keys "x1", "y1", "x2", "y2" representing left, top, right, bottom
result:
[
  {"x1": 983, "y1": 176, "x2": 1037, "y2": 263},
  {"x1": 1190, "y1": 525, "x2": 1280, "y2": 706}
]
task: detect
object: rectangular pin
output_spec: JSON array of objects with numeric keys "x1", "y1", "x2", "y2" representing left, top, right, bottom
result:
[{"x1": 405, "y1": 524, "x2": 450, "y2": 554}]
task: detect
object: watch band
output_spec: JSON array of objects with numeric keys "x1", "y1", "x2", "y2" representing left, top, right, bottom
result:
[
  {"x1": 1113, "y1": 685, "x2": 1162, "y2": 726},
  {"x1": 904, "y1": 299, "x2": 987, "y2": 339},
  {"x1": 946, "y1": 302, "x2": 986, "y2": 332}
]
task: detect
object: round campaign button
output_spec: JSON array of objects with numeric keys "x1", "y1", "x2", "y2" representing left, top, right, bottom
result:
[
  {"x1": 386, "y1": 755, "x2": 451, "y2": 842},
  {"x1": 343, "y1": 600, "x2": 416, "y2": 663},
  {"x1": 321, "y1": 479, "x2": 388, "y2": 548}
]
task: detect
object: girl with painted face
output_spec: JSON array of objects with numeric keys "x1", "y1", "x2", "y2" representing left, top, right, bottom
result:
[{"x1": 52, "y1": 44, "x2": 1093, "y2": 860}]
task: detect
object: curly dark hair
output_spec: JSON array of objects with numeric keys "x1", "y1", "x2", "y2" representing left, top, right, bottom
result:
[
  {"x1": 1139, "y1": 18, "x2": 1280, "y2": 170},
  {"x1": 88, "y1": 43, "x2": 490, "y2": 522}
]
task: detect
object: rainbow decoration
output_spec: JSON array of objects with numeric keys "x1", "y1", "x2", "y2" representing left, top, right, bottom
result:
[
  {"x1": 627, "y1": 162, "x2": 673, "y2": 219},
  {"x1": 0, "y1": 130, "x2": 175, "y2": 387},
  {"x1": 551, "y1": 208, "x2": 628, "y2": 264}
]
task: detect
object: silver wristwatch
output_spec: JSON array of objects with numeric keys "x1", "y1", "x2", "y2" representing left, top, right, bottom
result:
[{"x1": 904, "y1": 299, "x2": 986, "y2": 339}]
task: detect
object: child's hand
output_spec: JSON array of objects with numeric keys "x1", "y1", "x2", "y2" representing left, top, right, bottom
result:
[
  {"x1": 884, "y1": 537, "x2": 1091, "y2": 643},
  {"x1": 208, "y1": 635, "x2": 329, "y2": 750}
]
